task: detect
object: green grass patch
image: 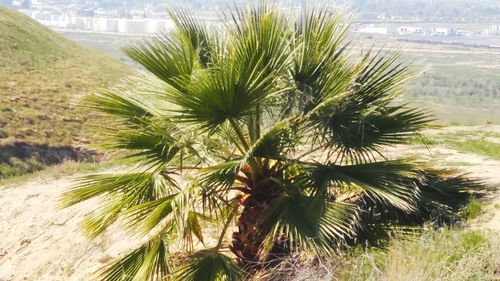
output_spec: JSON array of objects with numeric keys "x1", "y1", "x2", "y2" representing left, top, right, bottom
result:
[
  {"x1": 339, "y1": 228, "x2": 499, "y2": 281},
  {"x1": 464, "y1": 198, "x2": 482, "y2": 220},
  {"x1": 0, "y1": 158, "x2": 122, "y2": 188},
  {"x1": 447, "y1": 139, "x2": 500, "y2": 160},
  {"x1": 411, "y1": 130, "x2": 500, "y2": 160}
]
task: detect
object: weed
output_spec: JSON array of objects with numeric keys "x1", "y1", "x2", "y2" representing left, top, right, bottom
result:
[
  {"x1": 415, "y1": 130, "x2": 500, "y2": 160},
  {"x1": 337, "y1": 229, "x2": 499, "y2": 281},
  {"x1": 464, "y1": 198, "x2": 482, "y2": 220}
]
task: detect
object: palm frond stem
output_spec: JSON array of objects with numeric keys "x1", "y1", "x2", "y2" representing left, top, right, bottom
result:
[{"x1": 215, "y1": 203, "x2": 240, "y2": 251}]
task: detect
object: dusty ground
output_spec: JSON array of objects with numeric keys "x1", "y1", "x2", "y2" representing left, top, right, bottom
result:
[
  {"x1": 0, "y1": 176, "x2": 145, "y2": 281},
  {"x1": 0, "y1": 127, "x2": 499, "y2": 281}
]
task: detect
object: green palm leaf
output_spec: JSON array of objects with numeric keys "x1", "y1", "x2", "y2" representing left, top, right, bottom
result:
[
  {"x1": 123, "y1": 33, "x2": 196, "y2": 91},
  {"x1": 97, "y1": 236, "x2": 171, "y2": 281},
  {"x1": 174, "y1": 250, "x2": 244, "y2": 281},
  {"x1": 309, "y1": 159, "x2": 421, "y2": 211},
  {"x1": 261, "y1": 192, "x2": 359, "y2": 257},
  {"x1": 168, "y1": 9, "x2": 215, "y2": 67}
]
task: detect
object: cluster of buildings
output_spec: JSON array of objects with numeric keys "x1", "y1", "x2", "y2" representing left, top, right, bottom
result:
[
  {"x1": 482, "y1": 25, "x2": 500, "y2": 36},
  {"x1": 6, "y1": 0, "x2": 204, "y2": 34},
  {"x1": 3, "y1": 0, "x2": 500, "y2": 37},
  {"x1": 357, "y1": 24, "x2": 500, "y2": 37},
  {"x1": 357, "y1": 24, "x2": 485, "y2": 37},
  {"x1": 21, "y1": 10, "x2": 176, "y2": 34},
  {"x1": 12, "y1": 0, "x2": 224, "y2": 34}
]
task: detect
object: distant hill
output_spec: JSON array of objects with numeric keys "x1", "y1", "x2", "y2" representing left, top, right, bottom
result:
[{"x1": 0, "y1": 6, "x2": 133, "y2": 178}]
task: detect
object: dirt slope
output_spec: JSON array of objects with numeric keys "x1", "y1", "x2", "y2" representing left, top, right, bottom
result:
[
  {"x1": 0, "y1": 138, "x2": 499, "y2": 280},
  {"x1": 0, "y1": 176, "x2": 142, "y2": 281}
]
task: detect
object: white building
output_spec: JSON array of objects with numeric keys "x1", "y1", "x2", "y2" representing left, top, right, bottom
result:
[
  {"x1": 117, "y1": 19, "x2": 149, "y2": 34},
  {"x1": 358, "y1": 25, "x2": 389, "y2": 35},
  {"x1": 398, "y1": 26, "x2": 424, "y2": 35},
  {"x1": 482, "y1": 25, "x2": 500, "y2": 36},
  {"x1": 148, "y1": 19, "x2": 175, "y2": 33},
  {"x1": 432, "y1": 28, "x2": 451, "y2": 36},
  {"x1": 67, "y1": 17, "x2": 94, "y2": 30},
  {"x1": 94, "y1": 18, "x2": 119, "y2": 32}
]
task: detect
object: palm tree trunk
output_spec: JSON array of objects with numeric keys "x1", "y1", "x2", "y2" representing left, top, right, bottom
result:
[
  {"x1": 230, "y1": 163, "x2": 290, "y2": 269},
  {"x1": 230, "y1": 191, "x2": 289, "y2": 269}
]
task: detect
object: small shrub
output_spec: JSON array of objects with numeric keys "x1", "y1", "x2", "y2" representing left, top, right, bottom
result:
[{"x1": 465, "y1": 198, "x2": 482, "y2": 220}]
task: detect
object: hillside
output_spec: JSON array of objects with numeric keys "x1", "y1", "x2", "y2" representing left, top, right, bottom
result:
[
  {"x1": 0, "y1": 6, "x2": 133, "y2": 178},
  {"x1": 0, "y1": 126, "x2": 498, "y2": 280}
]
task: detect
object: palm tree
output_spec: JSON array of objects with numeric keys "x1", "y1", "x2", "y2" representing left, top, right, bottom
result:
[{"x1": 61, "y1": 4, "x2": 481, "y2": 280}]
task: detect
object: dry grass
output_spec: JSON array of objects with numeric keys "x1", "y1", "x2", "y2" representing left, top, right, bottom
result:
[
  {"x1": 0, "y1": 6, "x2": 133, "y2": 178},
  {"x1": 0, "y1": 160, "x2": 105, "y2": 188},
  {"x1": 252, "y1": 228, "x2": 499, "y2": 281},
  {"x1": 0, "y1": 6, "x2": 131, "y2": 146},
  {"x1": 295, "y1": 229, "x2": 499, "y2": 281},
  {"x1": 339, "y1": 229, "x2": 499, "y2": 281}
]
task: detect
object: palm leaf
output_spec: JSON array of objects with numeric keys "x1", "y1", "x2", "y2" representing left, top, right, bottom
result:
[
  {"x1": 60, "y1": 172, "x2": 172, "y2": 207},
  {"x1": 83, "y1": 90, "x2": 153, "y2": 125},
  {"x1": 60, "y1": 172, "x2": 177, "y2": 238},
  {"x1": 123, "y1": 33, "x2": 196, "y2": 91},
  {"x1": 291, "y1": 7, "x2": 351, "y2": 113},
  {"x1": 309, "y1": 159, "x2": 421, "y2": 211},
  {"x1": 245, "y1": 117, "x2": 301, "y2": 160},
  {"x1": 102, "y1": 122, "x2": 184, "y2": 171},
  {"x1": 307, "y1": 51, "x2": 432, "y2": 162},
  {"x1": 174, "y1": 250, "x2": 244, "y2": 281},
  {"x1": 168, "y1": 9, "x2": 215, "y2": 67},
  {"x1": 97, "y1": 235, "x2": 170, "y2": 281},
  {"x1": 261, "y1": 191, "x2": 359, "y2": 258}
]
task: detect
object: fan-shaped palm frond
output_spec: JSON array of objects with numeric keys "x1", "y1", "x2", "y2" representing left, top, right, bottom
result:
[
  {"x1": 306, "y1": 51, "x2": 433, "y2": 163},
  {"x1": 261, "y1": 194, "x2": 359, "y2": 258},
  {"x1": 174, "y1": 250, "x2": 244, "y2": 281},
  {"x1": 308, "y1": 159, "x2": 422, "y2": 211},
  {"x1": 63, "y1": 3, "x2": 484, "y2": 281},
  {"x1": 97, "y1": 235, "x2": 171, "y2": 281},
  {"x1": 122, "y1": 33, "x2": 197, "y2": 91},
  {"x1": 168, "y1": 9, "x2": 215, "y2": 67}
]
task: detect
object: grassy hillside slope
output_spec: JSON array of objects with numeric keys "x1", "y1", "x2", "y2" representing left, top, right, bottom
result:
[{"x1": 0, "y1": 6, "x2": 132, "y2": 178}]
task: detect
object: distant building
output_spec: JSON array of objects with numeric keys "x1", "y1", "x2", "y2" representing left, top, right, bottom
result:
[
  {"x1": 68, "y1": 17, "x2": 94, "y2": 30},
  {"x1": 432, "y1": 28, "x2": 455, "y2": 36},
  {"x1": 398, "y1": 26, "x2": 424, "y2": 35},
  {"x1": 148, "y1": 19, "x2": 175, "y2": 33},
  {"x1": 454, "y1": 29, "x2": 472, "y2": 36},
  {"x1": 32, "y1": 10, "x2": 50, "y2": 21},
  {"x1": 358, "y1": 25, "x2": 391, "y2": 35},
  {"x1": 117, "y1": 19, "x2": 148, "y2": 34},
  {"x1": 482, "y1": 25, "x2": 500, "y2": 36},
  {"x1": 94, "y1": 18, "x2": 119, "y2": 32},
  {"x1": 129, "y1": 8, "x2": 146, "y2": 19}
]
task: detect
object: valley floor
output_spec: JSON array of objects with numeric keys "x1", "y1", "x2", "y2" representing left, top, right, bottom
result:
[{"x1": 0, "y1": 126, "x2": 499, "y2": 281}]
